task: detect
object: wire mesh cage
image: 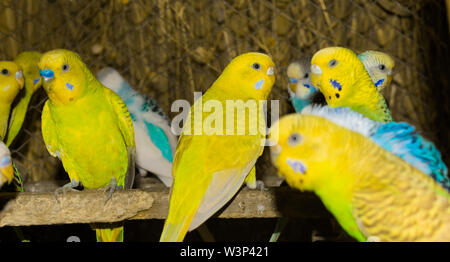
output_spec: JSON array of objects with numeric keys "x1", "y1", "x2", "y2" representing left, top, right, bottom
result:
[{"x1": 0, "y1": 0, "x2": 449, "y2": 204}]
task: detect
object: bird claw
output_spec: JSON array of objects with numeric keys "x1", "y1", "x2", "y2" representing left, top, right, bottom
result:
[
  {"x1": 54, "y1": 180, "x2": 80, "y2": 202},
  {"x1": 103, "y1": 178, "x2": 123, "y2": 203},
  {"x1": 255, "y1": 180, "x2": 267, "y2": 191}
]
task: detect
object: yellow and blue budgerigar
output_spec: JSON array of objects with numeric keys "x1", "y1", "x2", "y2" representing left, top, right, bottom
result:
[
  {"x1": 287, "y1": 51, "x2": 394, "y2": 113},
  {"x1": 358, "y1": 50, "x2": 395, "y2": 92},
  {"x1": 6, "y1": 51, "x2": 42, "y2": 146},
  {"x1": 160, "y1": 52, "x2": 275, "y2": 242},
  {"x1": 286, "y1": 57, "x2": 322, "y2": 112},
  {"x1": 0, "y1": 61, "x2": 24, "y2": 141},
  {"x1": 269, "y1": 105, "x2": 449, "y2": 241},
  {"x1": 39, "y1": 49, "x2": 135, "y2": 242},
  {"x1": 0, "y1": 140, "x2": 14, "y2": 188},
  {"x1": 97, "y1": 67, "x2": 177, "y2": 187},
  {"x1": 310, "y1": 47, "x2": 392, "y2": 123}
]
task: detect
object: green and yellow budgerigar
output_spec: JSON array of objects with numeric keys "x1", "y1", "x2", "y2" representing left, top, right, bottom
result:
[
  {"x1": 269, "y1": 107, "x2": 450, "y2": 242},
  {"x1": 310, "y1": 46, "x2": 392, "y2": 123},
  {"x1": 5, "y1": 51, "x2": 42, "y2": 146},
  {"x1": 358, "y1": 50, "x2": 395, "y2": 92},
  {"x1": 160, "y1": 52, "x2": 275, "y2": 242},
  {"x1": 0, "y1": 61, "x2": 24, "y2": 141},
  {"x1": 39, "y1": 49, "x2": 135, "y2": 242}
]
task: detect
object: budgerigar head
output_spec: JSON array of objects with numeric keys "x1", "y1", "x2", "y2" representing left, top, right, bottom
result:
[
  {"x1": 0, "y1": 141, "x2": 14, "y2": 187},
  {"x1": 38, "y1": 49, "x2": 94, "y2": 105},
  {"x1": 269, "y1": 113, "x2": 336, "y2": 192},
  {"x1": 218, "y1": 52, "x2": 275, "y2": 100},
  {"x1": 286, "y1": 57, "x2": 317, "y2": 99},
  {"x1": 358, "y1": 50, "x2": 395, "y2": 92},
  {"x1": 14, "y1": 51, "x2": 43, "y2": 93},
  {"x1": 310, "y1": 47, "x2": 373, "y2": 107},
  {"x1": 0, "y1": 61, "x2": 24, "y2": 104}
]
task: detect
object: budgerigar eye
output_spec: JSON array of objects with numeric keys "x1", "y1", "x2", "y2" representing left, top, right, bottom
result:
[
  {"x1": 379, "y1": 64, "x2": 386, "y2": 71},
  {"x1": 287, "y1": 133, "x2": 302, "y2": 146},
  {"x1": 252, "y1": 63, "x2": 261, "y2": 70},
  {"x1": 62, "y1": 64, "x2": 70, "y2": 72},
  {"x1": 303, "y1": 73, "x2": 309, "y2": 78},
  {"x1": 1, "y1": 69, "x2": 9, "y2": 75},
  {"x1": 328, "y1": 59, "x2": 338, "y2": 68}
]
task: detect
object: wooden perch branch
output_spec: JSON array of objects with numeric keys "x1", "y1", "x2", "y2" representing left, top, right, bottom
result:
[{"x1": 0, "y1": 179, "x2": 330, "y2": 227}]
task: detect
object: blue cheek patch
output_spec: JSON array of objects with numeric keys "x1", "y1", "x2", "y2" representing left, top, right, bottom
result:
[
  {"x1": 303, "y1": 84, "x2": 311, "y2": 89},
  {"x1": 0, "y1": 155, "x2": 11, "y2": 167},
  {"x1": 286, "y1": 158, "x2": 307, "y2": 174},
  {"x1": 288, "y1": 78, "x2": 298, "y2": 84},
  {"x1": 374, "y1": 78, "x2": 385, "y2": 87},
  {"x1": 66, "y1": 82, "x2": 74, "y2": 91},
  {"x1": 254, "y1": 79, "x2": 264, "y2": 90},
  {"x1": 33, "y1": 78, "x2": 41, "y2": 85},
  {"x1": 329, "y1": 79, "x2": 342, "y2": 91}
]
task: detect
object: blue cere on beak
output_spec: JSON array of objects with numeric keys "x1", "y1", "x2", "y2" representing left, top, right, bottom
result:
[
  {"x1": 40, "y1": 68, "x2": 55, "y2": 79},
  {"x1": 288, "y1": 78, "x2": 298, "y2": 84}
]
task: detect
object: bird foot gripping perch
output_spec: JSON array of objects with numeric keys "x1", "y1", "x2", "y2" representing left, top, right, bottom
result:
[
  {"x1": 101, "y1": 177, "x2": 123, "y2": 203},
  {"x1": 54, "y1": 179, "x2": 80, "y2": 202}
]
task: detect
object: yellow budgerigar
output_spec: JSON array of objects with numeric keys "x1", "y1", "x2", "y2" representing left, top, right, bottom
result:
[
  {"x1": 310, "y1": 47, "x2": 392, "y2": 123},
  {"x1": 39, "y1": 49, "x2": 135, "y2": 242},
  {"x1": 358, "y1": 50, "x2": 395, "y2": 92},
  {"x1": 160, "y1": 52, "x2": 275, "y2": 242},
  {"x1": 269, "y1": 107, "x2": 449, "y2": 241},
  {"x1": 6, "y1": 51, "x2": 42, "y2": 146},
  {"x1": 0, "y1": 61, "x2": 24, "y2": 141}
]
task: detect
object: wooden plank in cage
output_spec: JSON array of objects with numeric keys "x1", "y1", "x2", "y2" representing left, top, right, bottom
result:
[{"x1": 0, "y1": 184, "x2": 330, "y2": 227}]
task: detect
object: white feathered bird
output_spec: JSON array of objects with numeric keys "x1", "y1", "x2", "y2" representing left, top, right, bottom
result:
[{"x1": 97, "y1": 67, "x2": 177, "y2": 187}]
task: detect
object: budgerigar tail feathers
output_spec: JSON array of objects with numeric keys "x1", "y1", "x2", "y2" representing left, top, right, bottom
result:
[{"x1": 94, "y1": 224, "x2": 124, "y2": 242}]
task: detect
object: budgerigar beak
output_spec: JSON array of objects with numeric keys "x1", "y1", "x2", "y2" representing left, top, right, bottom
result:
[
  {"x1": 267, "y1": 67, "x2": 274, "y2": 76},
  {"x1": 39, "y1": 68, "x2": 55, "y2": 84},
  {"x1": 269, "y1": 142, "x2": 281, "y2": 168},
  {"x1": 311, "y1": 64, "x2": 322, "y2": 75},
  {"x1": 310, "y1": 64, "x2": 322, "y2": 87},
  {"x1": 386, "y1": 74, "x2": 392, "y2": 88},
  {"x1": 15, "y1": 70, "x2": 24, "y2": 88}
]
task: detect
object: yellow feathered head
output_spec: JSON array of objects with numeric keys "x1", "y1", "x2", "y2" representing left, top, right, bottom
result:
[
  {"x1": 268, "y1": 113, "x2": 336, "y2": 191},
  {"x1": 0, "y1": 61, "x2": 24, "y2": 104},
  {"x1": 217, "y1": 52, "x2": 276, "y2": 100},
  {"x1": 14, "y1": 51, "x2": 43, "y2": 93},
  {"x1": 310, "y1": 47, "x2": 374, "y2": 106},
  {"x1": 358, "y1": 50, "x2": 395, "y2": 91},
  {"x1": 38, "y1": 49, "x2": 94, "y2": 105}
]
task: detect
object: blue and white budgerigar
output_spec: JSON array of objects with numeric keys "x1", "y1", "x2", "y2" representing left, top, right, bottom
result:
[
  {"x1": 97, "y1": 67, "x2": 177, "y2": 187},
  {"x1": 286, "y1": 57, "x2": 320, "y2": 112}
]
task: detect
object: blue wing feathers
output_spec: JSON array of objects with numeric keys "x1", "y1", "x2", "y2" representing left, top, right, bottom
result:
[
  {"x1": 143, "y1": 120, "x2": 173, "y2": 163},
  {"x1": 370, "y1": 122, "x2": 449, "y2": 190}
]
